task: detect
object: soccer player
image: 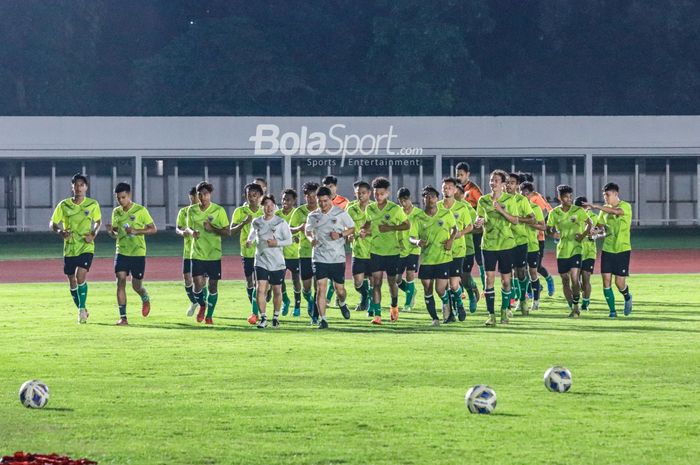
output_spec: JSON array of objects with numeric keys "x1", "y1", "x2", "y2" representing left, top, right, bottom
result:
[
  {"x1": 49, "y1": 173, "x2": 102, "y2": 324},
  {"x1": 175, "y1": 187, "x2": 200, "y2": 316},
  {"x1": 290, "y1": 181, "x2": 320, "y2": 322},
  {"x1": 475, "y1": 170, "x2": 519, "y2": 326},
  {"x1": 583, "y1": 182, "x2": 633, "y2": 317},
  {"x1": 574, "y1": 196, "x2": 598, "y2": 311},
  {"x1": 438, "y1": 177, "x2": 473, "y2": 322},
  {"x1": 105, "y1": 182, "x2": 157, "y2": 325},
  {"x1": 505, "y1": 173, "x2": 536, "y2": 315},
  {"x1": 185, "y1": 181, "x2": 229, "y2": 324},
  {"x1": 546, "y1": 185, "x2": 590, "y2": 318},
  {"x1": 519, "y1": 182, "x2": 547, "y2": 311},
  {"x1": 361, "y1": 177, "x2": 409, "y2": 325},
  {"x1": 246, "y1": 194, "x2": 293, "y2": 328},
  {"x1": 322, "y1": 175, "x2": 350, "y2": 209},
  {"x1": 410, "y1": 186, "x2": 457, "y2": 326},
  {"x1": 520, "y1": 172, "x2": 555, "y2": 296},
  {"x1": 305, "y1": 186, "x2": 355, "y2": 328},
  {"x1": 454, "y1": 183, "x2": 480, "y2": 312},
  {"x1": 346, "y1": 181, "x2": 372, "y2": 312},
  {"x1": 230, "y1": 183, "x2": 264, "y2": 324},
  {"x1": 396, "y1": 187, "x2": 421, "y2": 312},
  {"x1": 275, "y1": 188, "x2": 302, "y2": 317},
  {"x1": 455, "y1": 162, "x2": 485, "y2": 289},
  {"x1": 253, "y1": 177, "x2": 268, "y2": 195}
]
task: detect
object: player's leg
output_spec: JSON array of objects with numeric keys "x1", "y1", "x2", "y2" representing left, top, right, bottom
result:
[
  {"x1": 65, "y1": 258, "x2": 80, "y2": 312},
  {"x1": 191, "y1": 261, "x2": 208, "y2": 323},
  {"x1": 403, "y1": 266, "x2": 417, "y2": 312},
  {"x1": 116, "y1": 271, "x2": 128, "y2": 325},
  {"x1": 473, "y1": 233, "x2": 485, "y2": 289},
  {"x1": 482, "y1": 251, "x2": 498, "y2": 326},
  {"x1": 300, "y1": 258, "x2": 316, "y2": 319},
  {"x1": 538, "y1": 240, "x2": 555, "y2": 296},
  {"x1": 205, "y1": 264, "x2": 220, "y2": 324},
  {"x1": 569, "y1": 264, "x2": 581, "y2": 317},
  {"x1": 183, "y1": 258, "x2": 198, "y2": 316},
  {"x1": 462, "y1": 254, "x2": 479, "y2": 313},
  {"x1": 449, "y1": 257, "x2": 465, "y2": 321},
  {"x1": 581, "y1": 264, "x2": 593, "y2": 311},
  {"x1": 281, "y1": 265, "x2": 291, "y2": 316},
  {"x1": 498, "y1": 251, "x2": 514, "y2": 323},
  {"x1": 255, "y1": 275, "x2": 269, "y2": 328},
  {"x1": 527, "y1": 251, "x2": 541, "y2": 311},
  {"x1": 332, "y1": 264, "x2": 351, "y2": 320},
  {"x1": 271, "y1": 276, "x2": 283, "y2": 328},
  {"x1": 315, "y1": 274, "x2": 329, "y2": 329},
  {"x1": 436, "y1": 276, "x2": 452, "y2": 324},
  {"x1": 613, "y1": 251, "x2": 632, "y2": 315},
  {"x1": 386, "y1": 258, "x2": 401, "y2": 322},
  {"x1": 75, "y1": 265, "x2": 90, "y2": 322},
  {"x1": 420, "y1": 274, "x2": 439, "y2": 325},
  {"x1": 291, "y1": 268, "x2": 302, "y2": 316},
  {"x1": 600, "y1": 252, "x2": 617, "y2": 317},
  {"x1": 128, "y1": 257, "x2": 150, "y2": 317},
  {"x1": 370, "y1": 270, "x2": 384, "y2": 323}
]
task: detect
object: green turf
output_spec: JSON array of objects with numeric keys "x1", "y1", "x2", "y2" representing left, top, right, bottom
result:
[
  {"x1": 2, "y1": 228, "x2": 699, "y2": 260},
  {"x1": 1, "y1": 275, "x2": 699, "y2": 464}
]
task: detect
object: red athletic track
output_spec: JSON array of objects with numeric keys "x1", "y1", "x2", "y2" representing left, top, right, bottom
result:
[{"x1": 0, "y1": 250, "x2": 698, "y2": 283}]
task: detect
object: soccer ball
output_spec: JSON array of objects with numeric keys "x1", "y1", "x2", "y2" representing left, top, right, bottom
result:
[
  {"x1": 544, "y1": 366, "x2": 573, "y2": 393},
  {"x1": 19, "y1": 380, "x2": 50, "y2": 408},
  {"x1": 465, "y1": 385, "x2": 497, "y2": 414}
]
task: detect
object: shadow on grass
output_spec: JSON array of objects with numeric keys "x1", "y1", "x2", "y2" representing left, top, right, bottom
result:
[{"x1": 43, "y1": 407, "x2": 74, "y2": 412}]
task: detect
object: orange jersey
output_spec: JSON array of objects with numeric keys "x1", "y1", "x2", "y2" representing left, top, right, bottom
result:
[
  {"x1": 530, "y1": 192, "x2": 552, "y2": 241},
  {"x1": 463, "y1": 181, "x2": 482, "y2": 209},
  {"x1": 332, "y1": 194, "x2": 349, "y2": 210}
]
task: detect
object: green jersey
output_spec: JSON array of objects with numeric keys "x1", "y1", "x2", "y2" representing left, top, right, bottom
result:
[
  {"x1": 597, "y1": 200, "x2": 632, "y2": 254},
  {"x1": 186, "y1": 202, "x2": 229, "y2": 261},
  {"x1": 345, "y1": 200, "x2": 371, "y2": 259},
  {"x1": 275, "y1": 207, "x2": 300, "y2": 259},
  {"x1": 231, "y1": 204, "x2": 263, "y2": 258},
  {"x1": 50, "y1": 197, "x2": 102, "y2": 257},
  {"x1": 509, "y1": 193, "x2": 535, "y2": 246},
  {"x1": 111, "y1": 203, "x2": 154, "y2": 257},
  {"x1": 438, "y1": 199, "x2": 472, "y2": 258},
  {"x1": 176, "y1": 206, "x2": 194, "y2": 258},
  {"x1": 365, "y1": 201, "x2": 407, "y2": 256},
  {"x1": 290, "y1": 204, "x2": 314, "y2": 258},
  {"x1": 399, "y1": 205, "x2": 423, "y2": 258},
  {"x1": 460, "y1": 200, "x2": 477, "y2": 256},
  {"x1": 581, "y1": 210, "x2": 598, "y2": 260},
  {"x1": 476, "y1": 193, "x2": 516, "y2": 251},
  {"x1": 546, "y1": 205, "x2": 589, "y2": 259},
  {"x1": 410, "y1": 208, "x2": 456, "y2": 266},
  {"x1": 526, "y1": 200, "x2": 545, "y2": 253}
]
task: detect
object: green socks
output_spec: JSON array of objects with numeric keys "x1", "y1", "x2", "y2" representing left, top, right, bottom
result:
[
  {"x1": 251, "y1": 289, "x2": 260, "y2": 315},
  {"x1": 404, "y1": 280, "x2": 415, "y2": 306},
  {"x1": 326, "y1": 286, "x2": 334, "y2": 301},
  {"x1": 501, "y1": 289, "x2": 510, "y2": 310},
  {"x1": 206, "y1": 292, "x2": 218, "y2": 318},
  {"x1": 479, "y1": 266, "x2": 486, "y2": 289},
  {"x1": 603, "y1": 287, "x2": 616, "y2": 313},
  {"x1": 372, "y1": 301, "x2": 381, "y2": 316},
  {"x1": 141, "y1": 291, "x2": 150, "y2": 303},
  {"x1": 70, "y1": 287, "x2": 79, "y2": 308},
  {"x1": 582, "y1": 298, "x2": 590, "y2": 310},
  {"x1": 77, "y1": 282, "x2": 88, "y2": 309},
  {"x1": 398, "y1": 279, "x2": 407, "y2": 292},
  {"x1": 519, "y1": 277, "x2": 529, "y2": 300},
  {"x1": 450, "y1": 289, "x2": 464, "y2": 308}
]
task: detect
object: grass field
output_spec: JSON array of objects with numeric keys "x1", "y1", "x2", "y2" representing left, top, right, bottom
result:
[{"x1": 1, "y1": 275, "x2": 699, "y2": 464}]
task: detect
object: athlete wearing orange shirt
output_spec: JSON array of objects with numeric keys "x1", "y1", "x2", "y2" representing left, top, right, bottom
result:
[
  {"x1": 456, "y1": 162, "x2": 485, "y2": 289},
  {"x1": 322, "y1": 175, "x2": 349, "y2": 210}
]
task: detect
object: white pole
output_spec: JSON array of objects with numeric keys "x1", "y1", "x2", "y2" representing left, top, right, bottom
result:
[
  {"x1": 20, "y1": 161, "x2": 25, "y2": 231},
  {"x1": 665, "y1": 158, "x2": 671, "y2": 225},
  {"x1": 634, "y1": 159, "x2": 640, "y2": 226}
]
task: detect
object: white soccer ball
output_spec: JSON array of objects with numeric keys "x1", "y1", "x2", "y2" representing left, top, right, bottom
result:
[
  {"x1": 19, "y1": 380, "x2": 50, "y2": 408},
  {"x1": 544, "y1": 366, "x2": 573, "y2": 393},
  {"x1": 465, "y1": 385, "x2": 497, "y2": 414}
]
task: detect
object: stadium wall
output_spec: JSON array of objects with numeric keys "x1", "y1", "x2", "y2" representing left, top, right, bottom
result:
[{"x1": 0, "y1": 116, "x2": 699, "y2": 230}]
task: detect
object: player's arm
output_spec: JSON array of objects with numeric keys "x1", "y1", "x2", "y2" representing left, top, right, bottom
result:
[
  {"x1": 529, "y1": 219, "x2": 546, "y2": 232},
  {"x1": 126, "y1": 222, "x2": 157, "y2": 236},
  {"x1": 50, "y1": 221, "x2": 71, "y2": 239},
  {"x1": 583, "y1": 202, "x2": 624, "y2": 216},
  {"x1": 443, "y1": 226, "x2": 457, "y2": 250},
  {"x1": 245, "y1": 223, "x2": 257, "y2": 248},
  {"x1": 229, "y1": 209, "x2": 251, "y2": 235},
  {"x1": 84, "y1": 219, "x2": 101, "y2": 243},
  {"x1": 494, "y1": 201, "x2": 518, "y2": 224},
  {"x1": 378, "y1": 220, "x2": 409, "y2": 232},
  {"x1": 545, "y1": 213, "x2": 557, "y2": 236},
  {"x1": 175, "y1": 212, "x2": 190, "y2": 237},
  {"x1": 271, "y1": 222, "x2": 293, "y2": 248}
]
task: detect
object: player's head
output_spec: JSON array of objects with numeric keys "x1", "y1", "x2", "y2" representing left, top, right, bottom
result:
[
  {"x1": 603, "y1": 182, "x2": 620, "y2": 204},
  {"x1": 454, "y1": 182, "x2": 465, "y2": 201},
  {"x1": 519, "y1": 172, "x2": 534, "y2": 184},
  {"x1": 519, "y1": 181, "x2": 535, "y2": 197},
  {"x1": 506, "y1": 172, "x2": 520, "y2": 194},
  {"x1": 371, "y1": 177, "x2": 390, "y2": 204},
  {"x1": 316, "y1": 186, "x2": 333, "y2": 212},
  {"x1": 281, "y1": 188, "x2": 297, "y2": 209},
  {"x1": 114, "y1": 182, "x2": 132, "y2": 207},
  {"x1": 441, "y1": 176, "x2": 458, "y2": 199},
  {"x1": 557, "y1": 184, "x2": 574, "y2": 206},
  {"x1": 397, "y1": 187, "x2": 412, "y2": 208},
  {"x1": 261, "y1": 194, "x2": 276, "y2": 215},
  {"x1": 353, "y1": 180, "x2": 371, "y2": 203},
  {"x1": 71, "y1": 173, "x2": 88, "y2": 197},
  {"x1": 189, "y1": 186, "x2": 199, "y2": 204},
  {"x1": 455, "y1": 162, "x2": 471, "y2": 184},
  {"x1": 489, "y1": 170, "x2": 508, "y2": 193},
  {"x1": 421, "y1": 185, "x2": 439, "y2": 208},
  {"x1": 245, "y1": 182, "x2": 263, "y2": 207},
  {"x1": 196, "y1": 181, "x2": 214, "y2": 204},
  {"x1": 302, "y1": 181, "x2": 319, "y2": 207},
  {"x1": 321, "y1": 175, "x2": 338, "y2": 196},
  {"x1": 574, "y1": 196, "x2": 588, "y2": 208},
  {"x1": 253, "y1": 177, "x2": 267, "y2": 194}
]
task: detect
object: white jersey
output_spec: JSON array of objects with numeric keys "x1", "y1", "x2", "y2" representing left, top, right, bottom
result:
[
  {"x1": 305, "y1": 206, "x2": 355, "y2": 264},
  {"x1": 247, "y1": 215, "x2": 292, "y2": 271}
]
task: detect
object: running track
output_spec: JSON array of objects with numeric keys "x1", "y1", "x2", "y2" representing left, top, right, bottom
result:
[{"x1": 1, "y1": 250, "x2": 698, "y2": 283}]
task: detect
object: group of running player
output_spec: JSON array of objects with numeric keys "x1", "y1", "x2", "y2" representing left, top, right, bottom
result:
[{"x1": 49, "y1": 162, "x2": 633, "y2": 328}]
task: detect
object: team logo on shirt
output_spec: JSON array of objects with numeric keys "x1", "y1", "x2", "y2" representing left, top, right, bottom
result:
[
  {"x1": 129, "y1": 215, "x2": 136, "y2": 221},
  {"x1": 453, "y1": 213, "x2": 459, "y2": 219},
  {"x1": 569, "y1": 217, "x2": 577, "y2": 223},
  {"x1": 208, "y1": 216, "x2": 214, "y2": 221},
  {"x1": 438, "y1": 220, "x2": 444, "y2": 226},
  {"x1": 384, "y1": 214, "x2": 390, "y2": 220},
  {"x1": 331, "y1": 218, "x2": 337, "y2": 224},
  {"x1": 84, "y1": 210, "x2": 90, "y2": 216}
]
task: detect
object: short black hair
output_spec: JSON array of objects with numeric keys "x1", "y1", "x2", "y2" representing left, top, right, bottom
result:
[
  {"x1": 245, "y1": 182, "x2": 264, "y2": 195},
  {"x1": 196, "y1": 181, "x2": 213, "y2": 193},
  {"x1": 253, "y1": 177, "x2": 267, "y2": 187},
  {"x1": 371, "y1": 177, "x2": 390, "y2": 190},
  {"x1": 557, "y1": 184, "x2": 573, "y2": 196},
  {"x1": 397, "y1": 187, "x2": 411, "y2": 199},
  {"x1": 603, "y1": 182, "x2": 619, "y2": 193},
  {"x1": 442, "y1": 176, "x2": 459, "y2": 186},
  {"x1": 455, "y1": 162, "x2": 471, "y2": 173},
  {"x1": 422, "y1": 185, "x2": 439, "y2": 197},
  {"x1": 353, "y1": 180, "x2": 370, "y2": 191},
  {"x1": 302, "y1": 181, "x2": 319, "y2": 195},
  {"x1": 282, "y1": 188, "x2": 297, "y2": 199},
  {"x1": 71, "y1": 173, "x2": 88, "y2": 185},
  {"x1": 316, "y1": 186, "x2": 332, "y2": 198},
  {"x1": 189, "y1": 187, "x2": 198, "y2": 197},
  {"x1": 519, "y1": 182, "x2": 534, "y2": 194},
  {"x1": 574, "y1": 196, "x2": 588, "y2": 207},
  {"x1": 322, "y1": 175, "x2": 338, "y2": 186},
  {"x1": 490, "y1": 169, "x2": 508, "y2": 183},
  {"x1": 455, "y1": 183, "x2": 465, "y2": 193},
  {"x1": 518, "y1": 172, "x2": 532, "y2": 184},
  {"x1": 508, "y1": 172, "x2": 520, "y2": 181},
  {"x1": 114, "y1": 182, "x2": 131, "y2": 194},
  {"x1": 261, "y1": 194, "x2": 276, "y2": 205}
]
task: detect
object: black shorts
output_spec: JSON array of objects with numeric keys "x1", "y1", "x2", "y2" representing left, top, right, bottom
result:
[
  {"x1": 182, "y1": 258, "x2": 192, "y2": 275},
  {"x1": 449, "y1": 257, "x2": 464, "y2": 278},
  {"x1": 482, "y1": 249, "x2": 514, "y2": 275},
  {"x1": 314, "y1": 262, "x2": 345, "y2": 284},
  {"x1": 369, "y1": 253, "x2": 400, "y2": 275},
  {"x1": 418, "y1": 263, "x2": 450, "y2": 280},
  {"x1": 255, "y1": 266, "x2": 285, "y2": 285},
  {"x1": 285, "y1": 258, "x2": 300, "y2": 274},
  {"x1": 191, "y1": 259, "x2": 222, "y2": 280},
  {"x1": 300, "y1": 257, "x2": 314, "y2": 281},
  {"x1": 63, "y1": 253, "x2": 93, "y2": 276},
  {"x1": 600, "y1": 251, "x2": 630, "y2": 277},
  {"x1": 242, "y1": 257, "x2": 255, "y2": 278},
  {"x1": 351, "y1": 257, "x2": 371, "y2": 276},
  {"x1": 399, "y1": 254, "x2": 420, "y2": 274},
  {"x1": 527, "y1": 251, "x2": 540, "y2": 269},
  {"x1": 462, "y1": 254, "x2": 475, "y2": 273},
  {"x1": 511, "y1": 244, "x2": 528, "y2": 269},
  {"x1": 581, "y1": 258, "x2": 595, "y2": 273},
  {"x1": 473, "y1": 233, "x2": 483, "y2": 266},
  {"x1": 557, "y1": 255, "x2": 582, "y2": 274},
  {"x1": 114, "y1": 254, "x2": 146, "y2": 279}
]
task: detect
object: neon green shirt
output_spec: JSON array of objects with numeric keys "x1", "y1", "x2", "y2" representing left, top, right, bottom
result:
[
  {"x1": 597, "y1": 200, "x2": 632, "y2": 254},
  {"x1": 50, "y1": 197, "x2": 102, "y2": 257},
  {"x1": 176, "y1": 206, "x2": 193, "y2": 258},
  {"x1": 111, "y1": 203, "x2": 154, "y2": 257},
  {"x1": 509, "y1": 193, "x2": 535, "y2": 246},
  {"x1": 275, "y1": 207, "x2": 300, "y2": 259},
  {"x1": 399, "y1": 206, "x2": 423, "y2": 258},
  {"x1": 476, "y1": 193, "x2": 516, "y2": 251},
  {"x1": 438, "y1": 199, "x2": 472, "y2": 258},
  {"x1": 231, "y1": 204, "x2": 263, "y2": 258},
  {"x1": 546, "y1": 205, "x2": 589, "y2": 259},
  {"x1": 460, "y1": 200, "x2": 477, "y2": 256},
  {"x1": 581, "y1": 210, "x2": 598, "y2": 260},
  {"x1": 186, "y1": 202, "x2": 229, "y2": 261},
  {"x1": 346, "y1": 200, "x2": 371, "y2": 259},
  {"x1": 290, "y1": 204, "x2": 314, "y2": 258},
  {"x1": 366, "y1": 201, "x2": 407, "y2": 256},
  {"x1": 526, "y1": 200, "x2": 545, "y2": 253},
  {"x1": 410, "y1": 208, "x2": 456, "y2": 266}
]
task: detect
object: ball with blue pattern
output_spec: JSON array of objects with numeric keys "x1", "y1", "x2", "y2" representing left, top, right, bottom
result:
[
  {"x1": 465, "y1": 385, "x2": 497, "y2": 414},
  {"x1": 544, "y1": 366, "x2": 573, "y2": 393},
  {"x1": 19, "y1": 380, "x2": 50, "y2": 408}
]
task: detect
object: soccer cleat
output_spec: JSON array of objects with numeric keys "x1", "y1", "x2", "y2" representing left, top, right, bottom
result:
[
  {"x1": 272, "y1": 317, "x2": 280, "y2": 328},
  {"x1": 78, "y1": 309, "x2": 89, "y2": 324},
  {"x1": 205, "y1": 317, "x2": 214, "y2": 325},
  {"x1": 282, "y1": 296, "x2": 290, "y2": 316},
  {"x1": 354, "y1": 303, "x2": 364, "y2": 312},
  {"x1": 318, "y1": 319, "x2": 329, "y2": 329},
  {"x1": 196, "y1": 305, "x2": 206, "y2": 323},
  {"x1": 257, "y1": 315, "x2": 268, "y2": 328},
  {"x1": 371, "y1": 316, "x2": 382, "y2": 325},
  {"x1": 186, "y1": 301, "x2": 198, "y2": 317},
  {"x1": 609, "y1": 311, "x2": 617, "y2": 318},
  {"x1": 340, "y1": 304, "x2": 351, "y2": 320},
  {"x1": 623, "y1": 295, "x2": 633, "y2": 316},
  {"x1": 530, "y1": 300, "x2": 540, "y2": 311},
  {"x1": 506, "y1": 309, "x2": 513, "y2": 319},
  {"x1": 311, "y1": 317, "x2": 319, "y2": 325},
  {"x1": 247, "y1": 313, "x2": 258, "y2": 325},
  {"x1": 367, "y1": 309, "x2": 375, "y2": 318},
  {"x1": 141, "y1": 300, "x2": 151, "y2": 317},
  {"x1": 390, "y1": 306, "x2": 399, "y2": 322},
  {"x1": 430, "y1": 319, "x2": 441, "y2": 327},
  {"x1": 457, "y1": 304, "x2": 467, "y2": 321},
  {"x1": 468, "y1": 295, "x2": 477, "y2": 313},
  {"x1": 546, "y1": 276, "x2": 555, "y2": 296},
  {"x1": 567, "y1": 309, "x2": 581, "y2": 318},
  {"x1": 292, "y1": 306, "x2": 301, "y2": 317},
  {"x1": 500, "y1": 310, "x2": 510, "y2": 324},
  {"x1": 443, "y1": 313, "x2": 456, "y2": 324},
  {"x1": 402, "y1": 304, "x2": 413, "y2": 313},
  {"x1": 510, "y1": 298, "x2": 517, "y2": 309},
  {"x1": 484, "y1": 314, "x2": 496, "y2": 326},
  {"x1": 518, "y1": 299, "x2": 528, "y2": 316},
  {"x1": 116, "y1": 318, "x2": 128, "y2": 326}
]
